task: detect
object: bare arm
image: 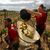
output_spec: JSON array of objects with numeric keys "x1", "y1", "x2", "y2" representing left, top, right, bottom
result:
[{"x1": 26, "y1": 9, "x2": 42, "y2": 18}]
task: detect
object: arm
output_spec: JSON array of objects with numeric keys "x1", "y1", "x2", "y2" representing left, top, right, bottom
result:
[{"x1": 31, "y1": 11, "x2": 42, "y2": 18}]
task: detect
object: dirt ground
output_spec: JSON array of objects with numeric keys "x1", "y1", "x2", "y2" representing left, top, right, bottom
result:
[{"x1": 0, "y1": 23, "x2": 50, "y2": 50}]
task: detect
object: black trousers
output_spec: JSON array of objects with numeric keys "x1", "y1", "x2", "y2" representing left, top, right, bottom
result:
[
  {"x1": 34, "y1": 25, "x2": 45, "y2": 50},
  {"x1": 36, "y1": 25, "x2": 45, "y2": 36},
  {"x1": 12, "y1": 42, "x2": 19, "y2": 50},
  {"x1": 34, "y1": 40, "x2": 41, "y2": 47}
]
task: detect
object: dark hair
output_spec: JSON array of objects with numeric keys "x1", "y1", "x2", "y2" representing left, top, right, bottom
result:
[
  {"x1": 4, "y1": 18, "x2": 12, "y2": 23},
  {"x1": 20, "y1": 9, "x2": 31, "y2": 21},
  {"x1": 40, "y1": 4, "x2": 46, "y2": 9}
]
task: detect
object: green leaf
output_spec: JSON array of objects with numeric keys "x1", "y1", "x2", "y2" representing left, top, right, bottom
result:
[{"x1": 45, "y1": 31, "x2": 50, "y2": 37}]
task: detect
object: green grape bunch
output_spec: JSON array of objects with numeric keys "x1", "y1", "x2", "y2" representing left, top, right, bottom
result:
[
  {"x1": 44, "y1": 31, "x2": 50, "y2": 37},
  {"x1": 0, "y1": 29, "x2": 7, "y2": 37}
]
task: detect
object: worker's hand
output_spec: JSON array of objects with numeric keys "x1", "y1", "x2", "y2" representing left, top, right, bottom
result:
[
  {"x1": 34, "y1": 12, "x2": 42, "y2": 17},
  {"x1": 29, "y1": 43, "x2": 35, "y2": 48}
]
